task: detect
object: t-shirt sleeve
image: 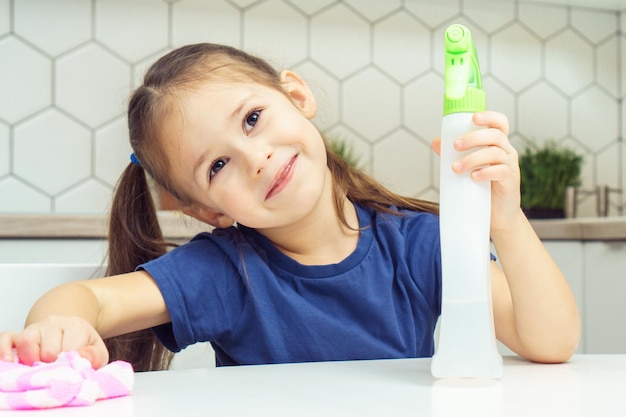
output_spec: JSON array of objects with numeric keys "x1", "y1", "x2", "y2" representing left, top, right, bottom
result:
[{"x1": 139, "y1": 233, "x2": 246, "y2": 352}]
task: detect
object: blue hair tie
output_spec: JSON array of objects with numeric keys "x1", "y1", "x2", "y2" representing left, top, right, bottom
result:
[{"x1": 130, "y1": 153, "x2": 141, "y2": 166}]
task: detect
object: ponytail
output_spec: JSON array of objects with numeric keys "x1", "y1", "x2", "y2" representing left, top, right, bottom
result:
[{"x1": 104, "y1": 162, "x2": 175, "y2": 371}]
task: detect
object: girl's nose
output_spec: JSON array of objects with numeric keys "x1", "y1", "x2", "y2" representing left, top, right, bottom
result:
[
  {"x1": 254, "y1": 151, "x2": 272, "y2": 176},
  {"x1": 239, "y1": 141, "x2": 273, "y2": 176}
]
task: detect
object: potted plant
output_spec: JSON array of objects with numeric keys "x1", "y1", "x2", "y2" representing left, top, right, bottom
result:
[{"x1": 519, "y1": 140, "x2": 583, "y2": 219}]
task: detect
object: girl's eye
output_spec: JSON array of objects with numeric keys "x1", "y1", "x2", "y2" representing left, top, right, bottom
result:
[
  {"x1": 244, "y1": 110, "x2": 261, "y2": 132},
  {"x1": 209, "y1": 158, "x2": 228, "y2": 180}
]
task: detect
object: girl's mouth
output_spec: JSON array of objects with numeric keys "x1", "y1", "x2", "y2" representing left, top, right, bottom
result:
[{"x1": 266, "y1": 155, "x2": 297, "y2": 200}]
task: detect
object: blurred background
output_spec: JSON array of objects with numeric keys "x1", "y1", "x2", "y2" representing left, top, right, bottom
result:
[{"x1": 0, "y1": 0, "x2": 624, "y2": 217}]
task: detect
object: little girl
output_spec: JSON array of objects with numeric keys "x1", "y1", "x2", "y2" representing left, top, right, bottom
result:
[{"x1": 0, "y1": 44, "x2": 580, "y2": 371}]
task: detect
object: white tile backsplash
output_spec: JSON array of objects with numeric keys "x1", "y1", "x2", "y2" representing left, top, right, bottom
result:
[
  {"x1": 14, "y1": 0, "x2": 92, "y2": 56},
  {"x1": 171, "y1": 0, "x2": 241, "y2": 48},
  {"x1": 0, "y1": 177, "x2": 50, "y2": 212},
  {"x1": 342, "y1": 68, "x2": 402, "y2": 140},
  {"x1": 490, "y1": 23, "x2": 542, "y2": 92},
  {"x1": 622, "y1": 28, "x2": 626, "y2": 98},
  {"x1": 14, "y1": 109, "x2": 91, "y2": 195},
  {"x1": 571, "y1": 8, "x2": 618, "y2": 44},
  {"x1": 404, "y1": 0, "x2": 460, "y2": 28},
  {"x1": 0, "y1": 0, "x2": 624, "y2": 216},
  {"x1": 310, "y1": 4, "x2": 371, "y2": 78},
  {"x1": 403, "y1": 71, "x2": 444, "y2": 147},
  {"x1": 373, "y1": 128, "x2": 432, "y2": 197},
  {"x1": 545, "y1": 30, "x2": 595, "y2": 96},
  {"x1": 55, "y1": 44, "x2": 131, "y2": 128},
  {"x1": 0, "y1": 0, "x2": 9, "y2": 36},
  {"x1": 0, "y1": 37, "x2": 51, "y2": 124},
  {"x1": 344, "y1": 0, "x2": 403, "y2": 21},
  {"x1": 95, "y1": 0, "x2": 169, "y2": 62},
  {"x1": 517, "y1": 82, "x2": 568, "y2": 142},
  {"x1": 596, "y1": 36, "x2": 620, "y2": 95},
  {"x1": 284, "y1": 0, "x2": 335, "y2": 16},
  {"x1": 228, "y1": 0, "x2": 260, "y2": 9},
  {"x1": 54, "y1": 178, "x2": 112, "y2": 213},
  {"x1": 93, "y1": 117, "x2": 132, "y2": 187},
  {"x1": 243, "y1": 0, "x2": 308, "y2": 68},
  {"x1": 571, "y1": 87, "x2": 619, "y2": 151},
  {"x1": 372, "y1": 11, "x2": 431, "y2": 83},
  {"x1": 0, "y1": 123, "x2": 8, "y2": 177},
  {"x1": 463, "y1": 0, "x2": 517, "y2": 33},
  {"x1": 518, "y1": 2, "x2": 567, "y2": 38}
]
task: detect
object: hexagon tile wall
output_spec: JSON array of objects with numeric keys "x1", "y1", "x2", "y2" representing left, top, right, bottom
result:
[{"x1": 0, "y1": 0, "x2": 624, "y2": 217}]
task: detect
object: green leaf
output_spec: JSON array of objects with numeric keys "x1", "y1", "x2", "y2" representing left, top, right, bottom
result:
[{"x1": 519, "y1": 140, "x2": 583, "y2": 209}]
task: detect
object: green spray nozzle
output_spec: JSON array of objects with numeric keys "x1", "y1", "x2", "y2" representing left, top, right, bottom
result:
[{"x1": 443, "y1": 24, "x2": 485, "y2": 115}]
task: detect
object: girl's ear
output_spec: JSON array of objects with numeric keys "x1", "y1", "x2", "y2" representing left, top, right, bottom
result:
[
  {"x1": 181, "y1": 206, "x2": 234, "y2": 229},
  {"x1": 279, "y1": 70, "x2": 317, "y2": 119}
]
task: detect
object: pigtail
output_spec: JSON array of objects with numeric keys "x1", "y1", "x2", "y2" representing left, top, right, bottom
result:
[{"x1": 104, "y1": 162, "x2": 175, "y2": 371}]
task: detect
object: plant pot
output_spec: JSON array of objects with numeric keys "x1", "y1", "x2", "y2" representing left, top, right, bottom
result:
[{"x1": 523, "y1": 207, "x2": 565, "y2": 219}]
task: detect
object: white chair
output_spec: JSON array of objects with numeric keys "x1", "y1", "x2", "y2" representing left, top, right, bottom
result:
[
  {"x1": 0, "y1": 263, "x2": 105, "y2": 332},
  {"x1": 0, "y1": 263, "x2": 215, "y2": 368}
]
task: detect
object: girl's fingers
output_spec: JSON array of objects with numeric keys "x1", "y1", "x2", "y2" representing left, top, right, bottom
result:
[
  {"x1": 470, "y1": 163, "x2": 517, "y2": 183},
  {"x1": 11, "y1": 317, "x2": 107, "y2": 368},
  {"x1": 431, "y1": 137, "x2": 442, "y2": 156},
  {"x1": 38, "y1": 327, "x2": 67, "y2": 364},
  {"x1": 60, "y1": 321, "x2": 109, "y2": 368},
  {"x1": 14, "y1": 326, "x2": 45, "y2": 365},
  {"x1": 473, "y1": 111, "x2": 510, "y2": 135},
  {"x1": 452, "y1": 144, "x2": 514, "y2": 176},
  {"x1": 434, "y1": 112, "x2": 511, "y2": 157},
  {"x1": 455, "y1": 128, "x2": 515, "y2": 155},
  {"x1": 0, "y1": 331, "x2": 18, "y2": 361},
  {"x1": 78, "y1": 344, "x2": 109, "y2": 370}
]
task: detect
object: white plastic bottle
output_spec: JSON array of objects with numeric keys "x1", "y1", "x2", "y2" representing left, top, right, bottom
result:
[{"x1": 430, "y1": 24, "x2": 503, "y2": 379}]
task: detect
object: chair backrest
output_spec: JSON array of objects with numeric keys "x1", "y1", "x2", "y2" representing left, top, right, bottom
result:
[{"x1": 0, "y1": 263, "x2": 105, "y2": 332}]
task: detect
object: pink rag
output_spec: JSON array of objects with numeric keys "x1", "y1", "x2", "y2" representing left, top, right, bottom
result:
[{"x1": 0, "y1": 351, "x2": 134, "y2": 410}]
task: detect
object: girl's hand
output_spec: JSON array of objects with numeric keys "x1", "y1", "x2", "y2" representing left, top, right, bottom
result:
[
  {"x1": 0, "y1": 316, "x2": 109, "y2": 369},
  {"x1": 432, "y1": 111, "x2": 522, "y2": 231}
]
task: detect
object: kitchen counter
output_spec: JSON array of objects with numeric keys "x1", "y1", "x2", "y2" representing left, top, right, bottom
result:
[
  {"x1": 0, "y1": 213, "x2": 625, "y2": 241},
  {"x1": 0, "y1": 212, "x2": 210, "y2": 241},
  {"x1": 528, "y1": 216, "x2": 626, "y2": 241}
]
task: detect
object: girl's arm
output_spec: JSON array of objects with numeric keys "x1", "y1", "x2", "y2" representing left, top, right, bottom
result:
[
  {"x1": 0, "y1": 270, "x2": 169, "y2": 368},
  {"x1": 490, "y1": 214, "x2": 580, "y2": 363},
  {"x1": 434, "y1": 111, "x2": 581, "y2": 363}
]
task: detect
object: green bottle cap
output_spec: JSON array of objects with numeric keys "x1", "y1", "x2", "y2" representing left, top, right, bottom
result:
[{"x1": 443, "y1": 24, "x2": 485, "y2": 115}]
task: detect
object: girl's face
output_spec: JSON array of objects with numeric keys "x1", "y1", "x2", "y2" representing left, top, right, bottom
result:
[{"x1": 161, "y1": 71, "x2": 331, "y2": 230}]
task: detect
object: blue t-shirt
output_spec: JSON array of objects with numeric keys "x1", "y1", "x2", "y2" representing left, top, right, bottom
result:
[{"x1": 142, "y1": 204, "x2": 442, "y2": 366}]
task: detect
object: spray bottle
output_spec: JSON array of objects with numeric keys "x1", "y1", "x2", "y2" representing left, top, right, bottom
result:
[{"x1": 430, "y1": 24, "x2": 503, "y2": 379}]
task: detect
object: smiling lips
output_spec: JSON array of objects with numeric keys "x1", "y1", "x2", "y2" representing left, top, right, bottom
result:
[{"x1": 266, "y1": 155, "x2": 297, "y2": 200}]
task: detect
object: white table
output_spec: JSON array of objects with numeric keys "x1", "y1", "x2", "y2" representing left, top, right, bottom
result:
[{"x1": 1, "y1": 355, "x2": 625, "y2": 416}]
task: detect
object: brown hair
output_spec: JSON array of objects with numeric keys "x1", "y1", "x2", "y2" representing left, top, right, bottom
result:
[{"x1": 106, "y1": 43, "x2": 438, "y2": 371}]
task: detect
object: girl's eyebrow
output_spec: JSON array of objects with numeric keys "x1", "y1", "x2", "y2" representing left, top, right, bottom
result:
[
  {"x1": 193, "y1": 148, "x2": 212, "y2": 180},
  {"x1": 228, "y1": 99, "x2": 247, "y2": 122},
  {"x1": 228, "y1": 93, "x2": 258, "y2": 122}
]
